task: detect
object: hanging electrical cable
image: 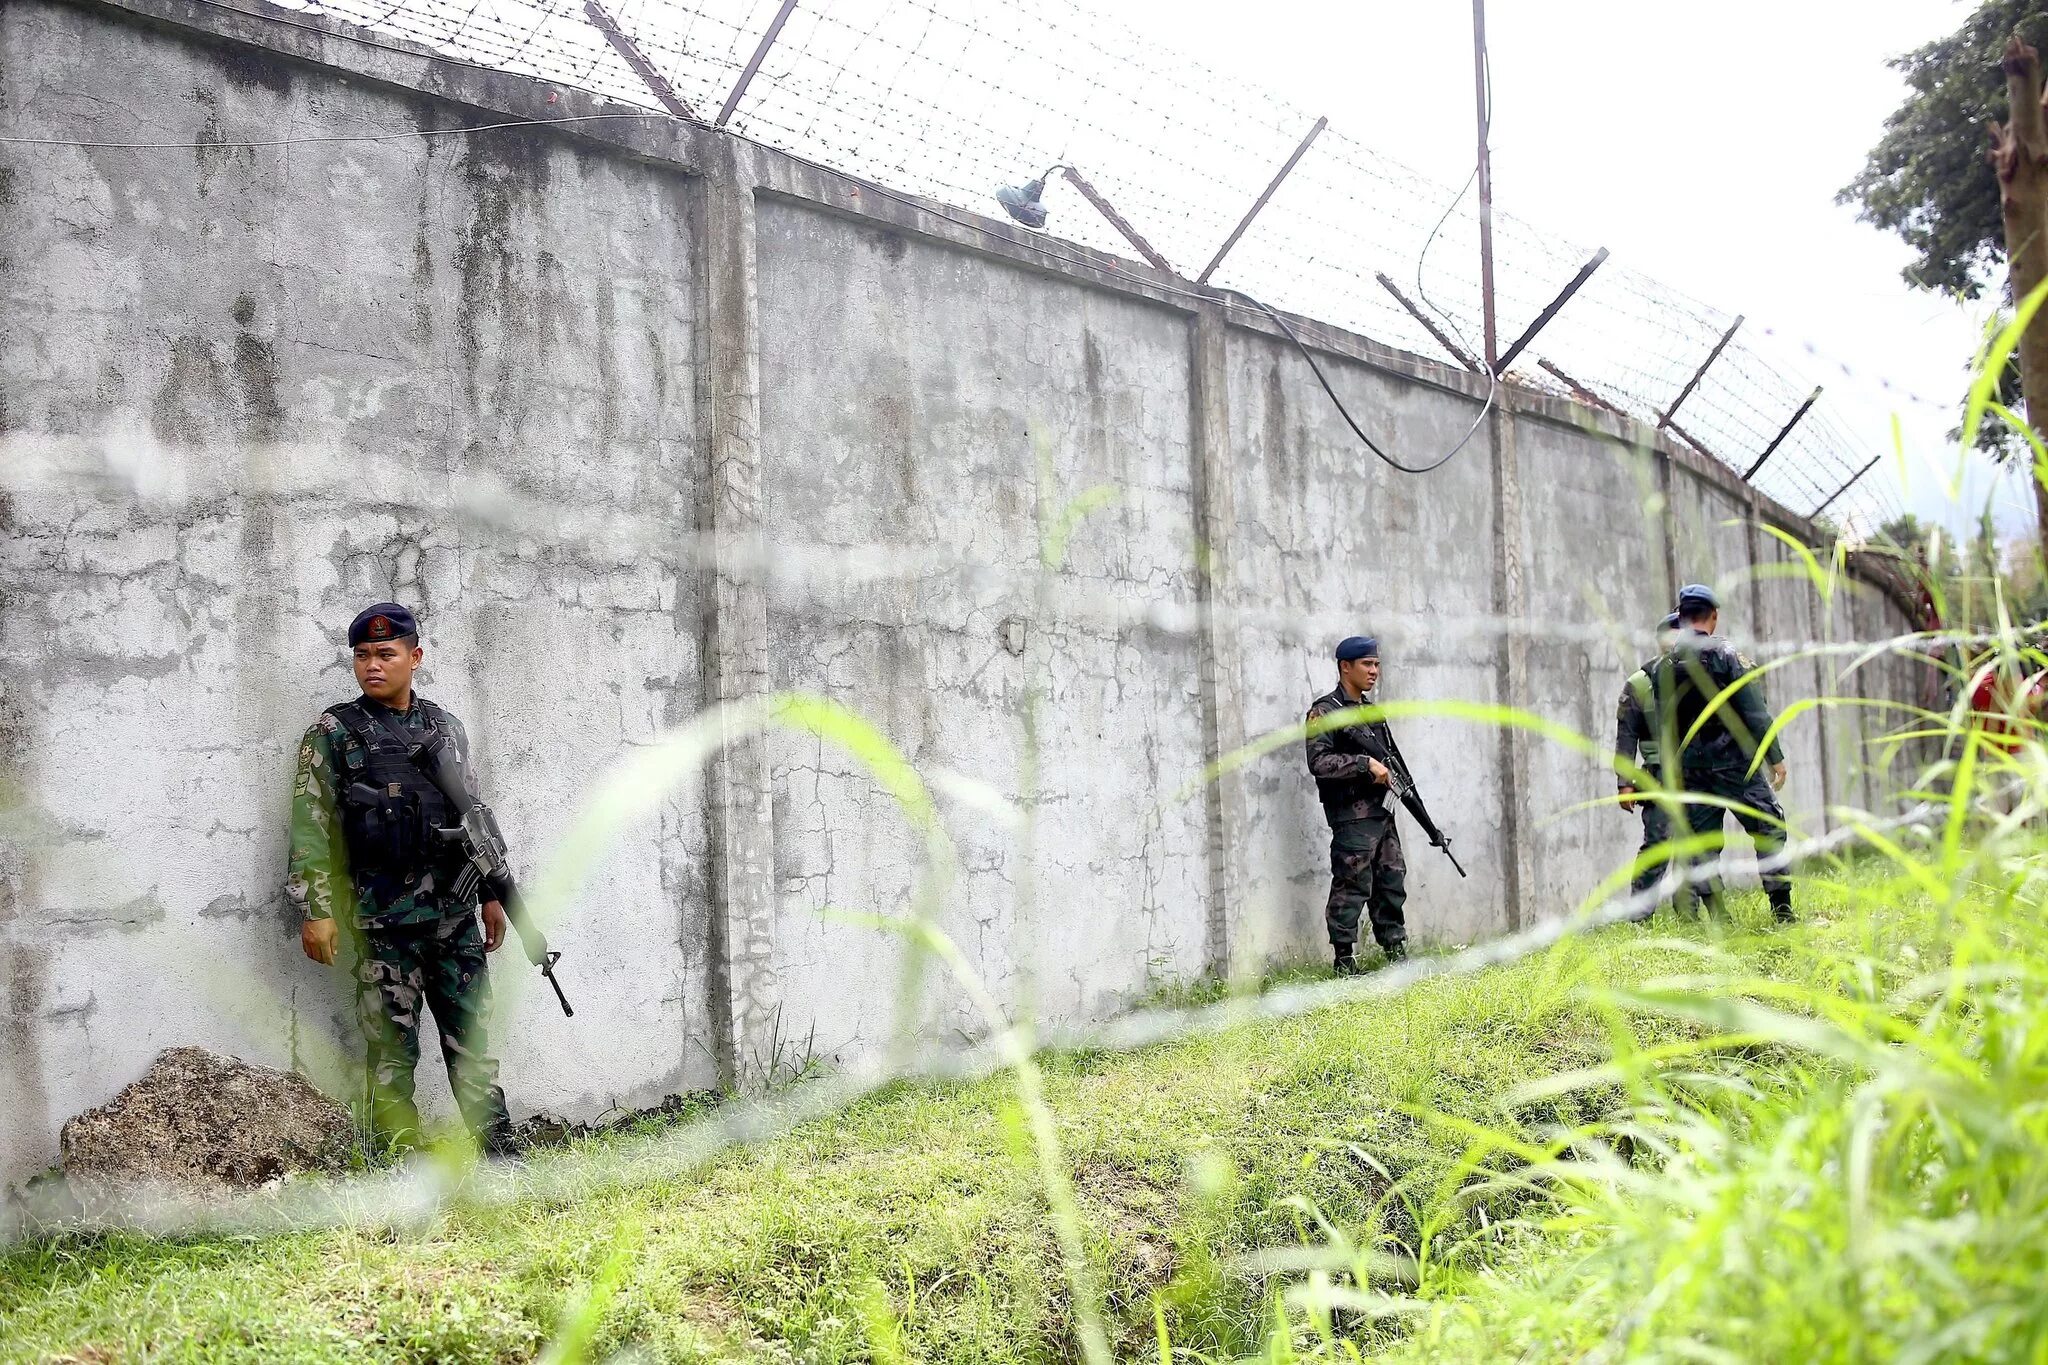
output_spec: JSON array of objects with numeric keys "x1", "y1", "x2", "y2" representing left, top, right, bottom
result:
[
  {"x1": 1223, "y1": 287, "x2": 1495, "y2": 476},
  {"x1": 1207, "y1": 42, "x2": 1497, "y2": 477}
]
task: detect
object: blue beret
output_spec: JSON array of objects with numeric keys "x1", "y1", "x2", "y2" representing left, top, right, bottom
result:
[
  {"x1": 1659, "y1": 612, "x2": 1680, "y2": 630},
  {"x1": 348, "y1": 602, "x2": 419, "y2": 647},
  {"x1": 1335, "y1": 635, "x2": 1380, "y2": 662},
  {"x1": 1676, "y1": 583, "x2": 1719, "y2": 611}
]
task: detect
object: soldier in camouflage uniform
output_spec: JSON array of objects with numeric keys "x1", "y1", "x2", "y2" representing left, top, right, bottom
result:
[
  {"x1": 1646, "y1": 584, "x2": 1794, "y2": 922},
  {"x1": 1615, "y1": 612, "x2": 1682, "y2": 917},
  {"x1": 1305, "y1": 636, "x2": 1408, "y2": 973},
  {"x1": 289, "y1": 602, "x2": 514, "y2": 1152}
]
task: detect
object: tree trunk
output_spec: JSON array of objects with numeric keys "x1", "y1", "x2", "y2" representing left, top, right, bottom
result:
[{"x1": 1990, "y1": 33, "x2": 2048, "y2": 563}]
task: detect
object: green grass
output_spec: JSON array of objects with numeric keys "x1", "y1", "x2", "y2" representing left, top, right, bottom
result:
[
  {"x1": 8, "y1": 861, "x2": 2037, "y2": 1363},
  {"x1": 7, "y1": 225, "x2": 2042, "y2": 1365}
]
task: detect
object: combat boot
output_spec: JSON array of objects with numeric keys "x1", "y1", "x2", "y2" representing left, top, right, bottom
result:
[
  {"x1": 479, "y1": 1120, "x2": 522, "y2": 1159},
  {"x1": 1333, "y1": 947, "x2": 1361, "y2": 977},
  {"x1": 1770, "y1": 893, "x2": 1795, "y2": 925},
  {"x1": 1382, "y1": 942, "x2": 1408, "y2": 964}
]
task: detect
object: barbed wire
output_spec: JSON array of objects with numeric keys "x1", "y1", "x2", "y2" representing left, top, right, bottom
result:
[{"x1": 258, "y1": 0, "x2": 1916, "y2": 534}]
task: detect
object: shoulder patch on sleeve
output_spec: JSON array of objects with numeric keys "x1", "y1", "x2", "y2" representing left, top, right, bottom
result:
[{"x1": 316, "y1": 712, "x2": 341, "y2": 734}]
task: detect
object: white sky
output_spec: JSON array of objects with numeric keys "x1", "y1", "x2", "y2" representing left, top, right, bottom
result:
[{"x1": 1133, "y1": 0, "x2": 2033, "y2": 543}]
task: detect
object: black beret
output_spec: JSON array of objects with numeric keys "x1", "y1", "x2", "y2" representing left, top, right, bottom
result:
[
  {"x1": 1335, "y1": 635, "x2": 1380, "y2": 662},
  {"x1": 348, "y1": 602, "x2": 418, "y2": 647}
]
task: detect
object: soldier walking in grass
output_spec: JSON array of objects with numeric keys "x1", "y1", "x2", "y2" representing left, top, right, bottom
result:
[
  {"x1": 288, "y1": 602, "x2": 517, "y2": 1153},
  {"x1": 1615, "y1": 611, "x2": 1682, "y2": 918},
  {"x1": 1306, "y1": 636, "x2": 1408, "y2": 974},
  {"x1": 1647, "y1": 584, "x2": 1795, "y2": 923}
]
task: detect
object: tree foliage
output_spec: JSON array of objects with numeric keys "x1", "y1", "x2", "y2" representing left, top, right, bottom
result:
[
  {"x1": 1877, "y1": 507, "x2": 2048, "y2": 625},
  {"x1": 1840, "y1": 2, "x2": 2048, "y2": 299},
  {"x1": 1877, "y1": 511, "x2": 1962, "y2": 578},
  {"x1": 1842, "y1": 3, "x2": 2048, "y2": 460}
]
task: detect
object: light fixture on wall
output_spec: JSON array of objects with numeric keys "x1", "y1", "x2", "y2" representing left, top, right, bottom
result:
[
  {"x1": 994, "y1": 165, "x2": 1068, "y2": 228},
  {"x1": 993, "y1": 158, "x2": 1487, "y2": 475}
]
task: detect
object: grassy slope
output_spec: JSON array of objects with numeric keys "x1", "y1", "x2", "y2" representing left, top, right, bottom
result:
[{"x1": 0, "y1": 874, "x2": 2010, "y2": 1362}]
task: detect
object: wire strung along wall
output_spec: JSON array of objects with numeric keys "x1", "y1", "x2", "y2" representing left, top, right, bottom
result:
[{"x1": 272, "y1": 0, "x2": 1907, "y2": 535}]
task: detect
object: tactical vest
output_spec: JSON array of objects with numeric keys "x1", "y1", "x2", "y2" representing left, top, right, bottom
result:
[
  {"x1": 1625, "y1": 665, "x2": 1661, "y2": 769},
  {"x1": 1315, "y1": 758, "x2": 1382, "y2": 816},
  {"x1": 1648, "y1": 638, "x2": 1738, "y2": 769},
  {"x1": 1311, "y1": 693, "x2": 1391, "y2": 819},
  {"x1": 329, "y1": 697, "x2": 463, "y2": 906}
]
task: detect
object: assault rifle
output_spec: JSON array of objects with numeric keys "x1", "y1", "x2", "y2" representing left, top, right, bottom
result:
[
  {"x1": 410, "y1": 729, "x2": 575, "y2": 1017},
  {"x1": 1374, "y1": 726, "x2": 1468, "y2": 879}
]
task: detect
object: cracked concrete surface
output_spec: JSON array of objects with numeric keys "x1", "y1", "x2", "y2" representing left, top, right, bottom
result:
[
  {"x1": 0, "y1": 0, "x2": 1924, "y2": 1187},
  {"x1": 757, "y1": 198, "x2": 1210, "y2": 1059},
  {"x1": 0, "y1": 0, "x2": 712, "y2": 1188}
]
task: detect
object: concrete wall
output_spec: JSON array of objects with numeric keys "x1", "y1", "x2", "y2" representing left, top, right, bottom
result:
[
  {"x1": 0, "y1": 0, "x2": 715, "y2": 1183},
  {"x1": 1512, "y1": 421, "x2": 1671, "y2": 915},
  {"x1": 0, "y1": 0, "x2": 1927, "y2": 1187},
  {"x1": 1223, "y1": 328, "x2": 1509, "y2": 950},
  {"x1": 753, "y1": 199, "x2": 1211, "y2": 1051}
]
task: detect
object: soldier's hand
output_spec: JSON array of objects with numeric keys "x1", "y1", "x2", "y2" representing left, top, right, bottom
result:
[
  {"x1": 482, "y1": 899, "x2": 508, "y2": 953},
  {"x1": 1617, "y1": 784, "x2": 1638, "y2": 811},
  {"x1": 301, "y1": 917, "x2": 339, "y2": 966},
  {"x1": 1770, "y1": 761, "x2": 1788, "y2": 792},
  {"x1": 1367, "y1": 757, "x2": 1390, "y2": 785}
]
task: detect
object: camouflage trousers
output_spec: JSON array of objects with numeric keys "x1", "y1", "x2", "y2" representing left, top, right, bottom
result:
[
  {"x1": 355, "y1": 909, "x2": 509, "y2": 1147},
  {"x1": 1326, "y1": 816, "x2": 1407, "y2": 953},
  {"x1": 1628, "y1": 801, "x2": 1674, "y2": 914},
  {"x1": 1674, "y1": 768, "x2": 1792, "y2": 915}
]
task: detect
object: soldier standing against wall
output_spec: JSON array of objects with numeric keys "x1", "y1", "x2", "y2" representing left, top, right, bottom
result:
[
  {"x1": 1648, "y1": 584, "x2": 1795, "y2": 922},
  {"x1": 1305, "y1": 636, "x2": 1408, "y2": 974},
  {"x1": 288, "y1": 603, "x2": 516, "y2": 1153},
  {"x1": 1615, "y1": 612, "x2": 1681, "y2": 918}
]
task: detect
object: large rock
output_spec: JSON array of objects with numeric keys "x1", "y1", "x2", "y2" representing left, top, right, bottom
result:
[{"x1": 59, "y1": 1047, "x2": 355, "y2": 1198}]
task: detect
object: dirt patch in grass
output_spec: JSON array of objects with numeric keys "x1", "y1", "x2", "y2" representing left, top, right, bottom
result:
[
  {"x1": 673, "y1": 1284, "x2": 799, "y2": 1362},
  {"x1": 1075, "y1": 1159, "x2": 1177, "y2": 1288}
]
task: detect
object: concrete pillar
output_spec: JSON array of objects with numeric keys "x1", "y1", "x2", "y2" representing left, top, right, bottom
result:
[
  {"x1": 1489, "y1": 405, "x2": 1530, "y2": 929},
  {"x1": 1745, "y1": 490, "x2": 1832, "y2": 832},
  {"x1": 1743, "y1": 488, "x2": 1767, "y2": 631},
  {"x1": 1655, "y1": 443, "x2": 1681, "y2": 605},
  {"x1": 1188, "y1": 305, "x2": 1250, "y2": 977},
  {"x1": 1852, "y1": 590, "x2": 1885, "y2": 814},
  {"x1": 1810, "y1": 570, "x2": 1839, "y2": 829},
  {"x1": 696, "y1": 148, "x2": 779, "y2": 1088}
]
